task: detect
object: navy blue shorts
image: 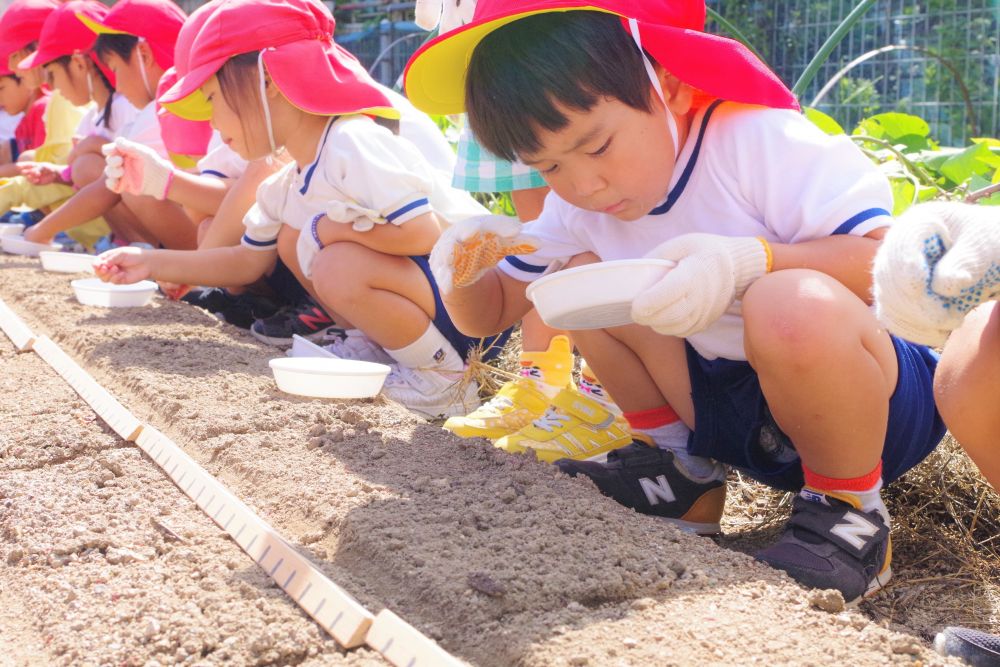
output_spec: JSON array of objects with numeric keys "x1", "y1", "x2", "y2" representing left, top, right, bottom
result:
[
  {"x1": 685, "y1": 336, "x2": 946, "y2": 492},
  {"x1": 263, "y1": 259, "x2": 309, "y2": 305},
  {"x1": 409, "y1": 255, "x2": 511, "y2": 362}
]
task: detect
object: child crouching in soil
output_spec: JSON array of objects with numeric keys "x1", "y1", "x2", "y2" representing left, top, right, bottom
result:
[
  {"x1": 405, "y1": 0, "x2": 947, "y2": 604},
  {"x1": 94, "y1": 0, "x2": 505, "y2": 420}
]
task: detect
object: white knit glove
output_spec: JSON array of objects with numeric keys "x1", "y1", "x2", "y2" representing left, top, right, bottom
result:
[
  {"x1": 632, "y1": 233, "x2": 770, "y2": 337},
  {"x1": 102, "y1": 137, "x2": 175, "y2": 200},
  {"x1": 429, "y1": 215, "x2": 538, "y2": 295},
  {"x1": 873, "y1": 201, "x2": 1000, "y2": 347}
]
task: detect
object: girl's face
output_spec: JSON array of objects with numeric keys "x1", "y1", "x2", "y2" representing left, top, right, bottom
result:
[
  {"x1": 202, "y1": 74, "x2": 267, "y2": 160},
  {"x1": 44, "y1": 56, "x2": 90, "y2": 106},
  {"x1": 0, "y1": 76, "x2": 31, "y2": 114},
  {"x1": 102, "y1": 46, "x2": 151, "y2": 108},
  {"x1": 7, "y1": 48, "x2": 43, "y2": 91}
]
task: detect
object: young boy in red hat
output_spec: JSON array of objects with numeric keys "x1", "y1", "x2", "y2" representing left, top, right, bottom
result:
[{"x1": 406, "y1": 0, "x2": 946, "y2": 603}]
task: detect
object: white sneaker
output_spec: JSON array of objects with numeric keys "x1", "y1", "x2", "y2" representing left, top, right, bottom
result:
[
  {"x1": 322, "y1": 329, "x2": 394, "y2": 364},
  {"x1": 381, "y1": 365, "x2": 480, "y2": 419}
]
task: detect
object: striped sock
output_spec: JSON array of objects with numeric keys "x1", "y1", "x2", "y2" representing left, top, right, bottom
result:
[
  {"x1": 623, "y1": 405, "x2": 721, "y2": 480},
  {"x1": 801, "y1": 461, "x2": 889, "y2": 527}
]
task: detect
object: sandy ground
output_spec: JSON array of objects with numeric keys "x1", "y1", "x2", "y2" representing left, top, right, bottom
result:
[{"x1": 0, "y1": 254, "x2": 973, "y2": 666}]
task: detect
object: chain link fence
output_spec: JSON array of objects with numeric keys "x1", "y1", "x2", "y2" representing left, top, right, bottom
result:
[{"x1": 709, "y1": 0, "x2": 1000, "y2": 145}]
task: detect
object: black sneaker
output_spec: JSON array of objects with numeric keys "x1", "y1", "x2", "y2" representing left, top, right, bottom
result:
[
  {"x1": 756, "y1": 494, "x2": 891, "y2": 605},
  {"x1": 181, "y1": 288, "x2": 280, "y2": 330},
  {"x1": 554, "y1": 440, "x2": 726, "y2": 535},
  {"x1": 935, "y1": 627, "x2": 1000, "y2": 666},
  {"x1": 250, "y1": 299, "x2": 339, "y2": 346}
]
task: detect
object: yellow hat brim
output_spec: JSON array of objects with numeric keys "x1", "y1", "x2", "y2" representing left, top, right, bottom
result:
[
  {"x1": 404, "y1": 5, "x2": 614, "y2": 116},
  {"x1": 76, "y1": 13, "x2": 130, "y2": 36},
  {"x1": 162, "y1": 89, "x2": 212, "y2": 122}
]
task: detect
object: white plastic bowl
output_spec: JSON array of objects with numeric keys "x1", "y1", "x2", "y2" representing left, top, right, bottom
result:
[
  {"x1": 71, "y1": 278, "x2": 158, "y2": 307},
  {"x1": 39, "y1": 251, "x2": 96, "y2": 274},
  {"x1": 269, "y1": 357, "x2": 390, "y2": 399},
  {"x1": 0, "y1": 223, "x2": 25, "y2": 236},
  {"x1": 526, "y1": 258, "x2": 676, "y2": 330},
  {"x1": 1, "y1": 235, "x2": 63, "y2": 256}
]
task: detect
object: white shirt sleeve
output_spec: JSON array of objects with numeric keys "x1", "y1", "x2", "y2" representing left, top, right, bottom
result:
[
  {"x1": 312, "y1": 118, "x2": 435, "y2": 232},
  {"x1": 73, "y1": 105, "x2": 100, "y2": 139},
  {"x1": 242, "y1": 163, "x2": 297, "y2": 251},
  {"x1": 106, "y1": 94, "x2": 140, "y2": 139},
  {"x1": 719, "y1": 107, "x2": 894, "y2": 243},
  {"x1": 197, "y1": 139, "x2": 248, "y2": 181},
  {"x1": 497, "y1": 194, "x2": 589, "y2": 283},
  {"x1": 121, "y1": 103, "x2": 167, "y2": 157}
]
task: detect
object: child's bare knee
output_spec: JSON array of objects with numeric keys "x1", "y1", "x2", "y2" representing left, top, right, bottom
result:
[
  {"x1": 744, "y1": 270, "x2": 846, "y2": 363},
  {"x1": 311, "y1": 242, "x2": 366, "y2": 298}
]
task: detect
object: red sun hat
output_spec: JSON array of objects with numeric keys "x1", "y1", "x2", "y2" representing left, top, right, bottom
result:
[
  {"x1": 403, "y1": 0, "x2": 799, "y2": 115},
  {"x1": 0, "y1": 0, "x2": 60, "y2": 58},
  {"x1": 16, "y1": 1, "x2": 116, "y2": 86},
  {"x1": 76, "y1": 0, "x2": 187, "y2": 72},
  {"x1": 159, "y1": 0, "x2": 397, "y2": 122}
]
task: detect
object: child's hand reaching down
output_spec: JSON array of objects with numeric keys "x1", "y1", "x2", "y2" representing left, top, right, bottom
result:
[
  {"x1": 632, "y1": 233, "x2": 770, "y2": 337},
  {"x1": 93, "y1": 247, "x2": 154, "y2": 285},
  {"x1": 874, "y1": 202, "x2": 1000, "y2": 347},
  {"x1": 430, "y1": 215, "x2": 538, "y2": 294}
]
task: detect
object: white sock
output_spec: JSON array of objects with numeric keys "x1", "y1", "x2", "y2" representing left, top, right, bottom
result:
[
  {"x1": 385, "y1": 324, "x2": 463, "y2": 372},
  {"x1": 801, "y1": 478, "x2": 890, "y2": 528},
  {"x1": 578, "y1": 371, "x2": 619, "y2": 413},
  {"x1": 639, "y1": 421, "x2": 722, "y2": 480}
]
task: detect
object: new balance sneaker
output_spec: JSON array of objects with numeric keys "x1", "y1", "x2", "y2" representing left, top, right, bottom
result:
[
  {"x1": 381, "y1": 365, "x2": 480, "y2": 419},
  {"x1": 495, "y1": 388, "x2": 632, "y2": 462},
  {"x1": 250, "y1": 299, "x2": 338, "y2": 346},
  {"x1": 554, "y1": 440, "x2": 726, "y2": 535},
  {"x1": 444, "y1": 378, "x2": 552, "y2": 440},
  {"x1": 755, "y1": 493, "x2": 892, "y2": 605},
  {"x1": 935, "y1": 627, "x2": 1000, "y2": 666},
  {"x1": 321, "y1": 328, "x2": 394, "y2": 364}
]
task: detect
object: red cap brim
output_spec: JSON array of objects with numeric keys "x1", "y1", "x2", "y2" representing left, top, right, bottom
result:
[
  {"x1": 264, "y1": 41, "x2": 397, "y2": 118},
  {"x1": 637, "y1": 22, "x2": 798, "y2": 111}
]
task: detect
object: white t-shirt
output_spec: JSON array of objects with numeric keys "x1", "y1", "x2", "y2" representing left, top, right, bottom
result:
[
  {"x1": 380, "y1": 86, "x2": 456, "y2": 178},
  {"x1": 500, "y1": 101, "x2": 894, "y2": 361},
  {"x1": 75, "y1": 94, "x2": 139, "y2": 140},
  {"x1": 197, "y1": 131, "x2": 248, "y2": 180},
  {"x1": 0, "y1": 110, "x2": 23, "y2": 140},
  {"x1": 242, "y1": 115, "x2": 486, "y2": 251},
  {"x1": 120, "y1": 102, "x2": 167, "y2": 158}
]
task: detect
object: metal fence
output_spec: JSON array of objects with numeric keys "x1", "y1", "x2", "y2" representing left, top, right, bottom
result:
[{"x1": 709, "y1": 0, "x2": 1000, "y2": 145}]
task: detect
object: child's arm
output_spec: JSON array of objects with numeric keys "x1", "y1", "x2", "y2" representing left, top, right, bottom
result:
[
  {"x1": 94, "y1": 244, "x2": 276, "y2": 289},
  {"x1": 770, "y1": 231, "x2": 885, "y2": 303},
  {"x1": 314, "y1": 211, "x2": 441, "y2": 256},
  {"x1": 67, "y1": 135, "x2": 108, "y2": 163},
  {"x1": 23, "y1": 180, "x2": 120, "y2": 243}
]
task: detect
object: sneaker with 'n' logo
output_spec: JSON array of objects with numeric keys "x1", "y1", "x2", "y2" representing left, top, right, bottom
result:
[
  {"x1": 756, "y1": 492, "x2": 892, "y2": 605},
  {"x1": 554, "y1": 439, "x2": 726, "y2": 535}
]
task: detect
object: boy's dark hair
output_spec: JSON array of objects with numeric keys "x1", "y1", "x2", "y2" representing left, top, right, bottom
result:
[
  {"x1": 466, "y1": 11, "x2": 653, "y2": 162},
  {"x1": 51, "y1": 55, "x2": 115, "y2": 128},
  {"x1": 94, "y1": 33, "x2": 140, "y2": 66}
]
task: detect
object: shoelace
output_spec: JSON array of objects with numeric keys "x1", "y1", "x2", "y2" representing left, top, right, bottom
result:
[
  {"x1": 478, "y1": 394, "x2": 513, "y2": 415},
  {"x1": 531, "y1": 406, "x2": 571, "y2": 433}
]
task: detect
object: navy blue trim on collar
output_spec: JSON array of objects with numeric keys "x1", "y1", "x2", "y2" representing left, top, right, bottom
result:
[
  {"x1": 200, "y1": 169, "x2": 227, "y2": 179},
  {"x1": 831, "y1": 208, "x2": 891, "y2": 235},
  {"x1": 648, "y1": 99, "x2": 725, "y2": 216},
  {"x1": 299, "y1": 119, "x2": 338, "y2": 195},
  {"x1": 504, "y1": 256, "x2": 548, "y2": 273}
]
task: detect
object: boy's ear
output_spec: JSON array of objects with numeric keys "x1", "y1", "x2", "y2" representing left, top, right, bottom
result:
[
  {"x1": 136, "y1": 41, "x2": 156, "y2": 69},
  {"x1": 655, "y1": 67, "x2": 694, "y2": 116}
]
